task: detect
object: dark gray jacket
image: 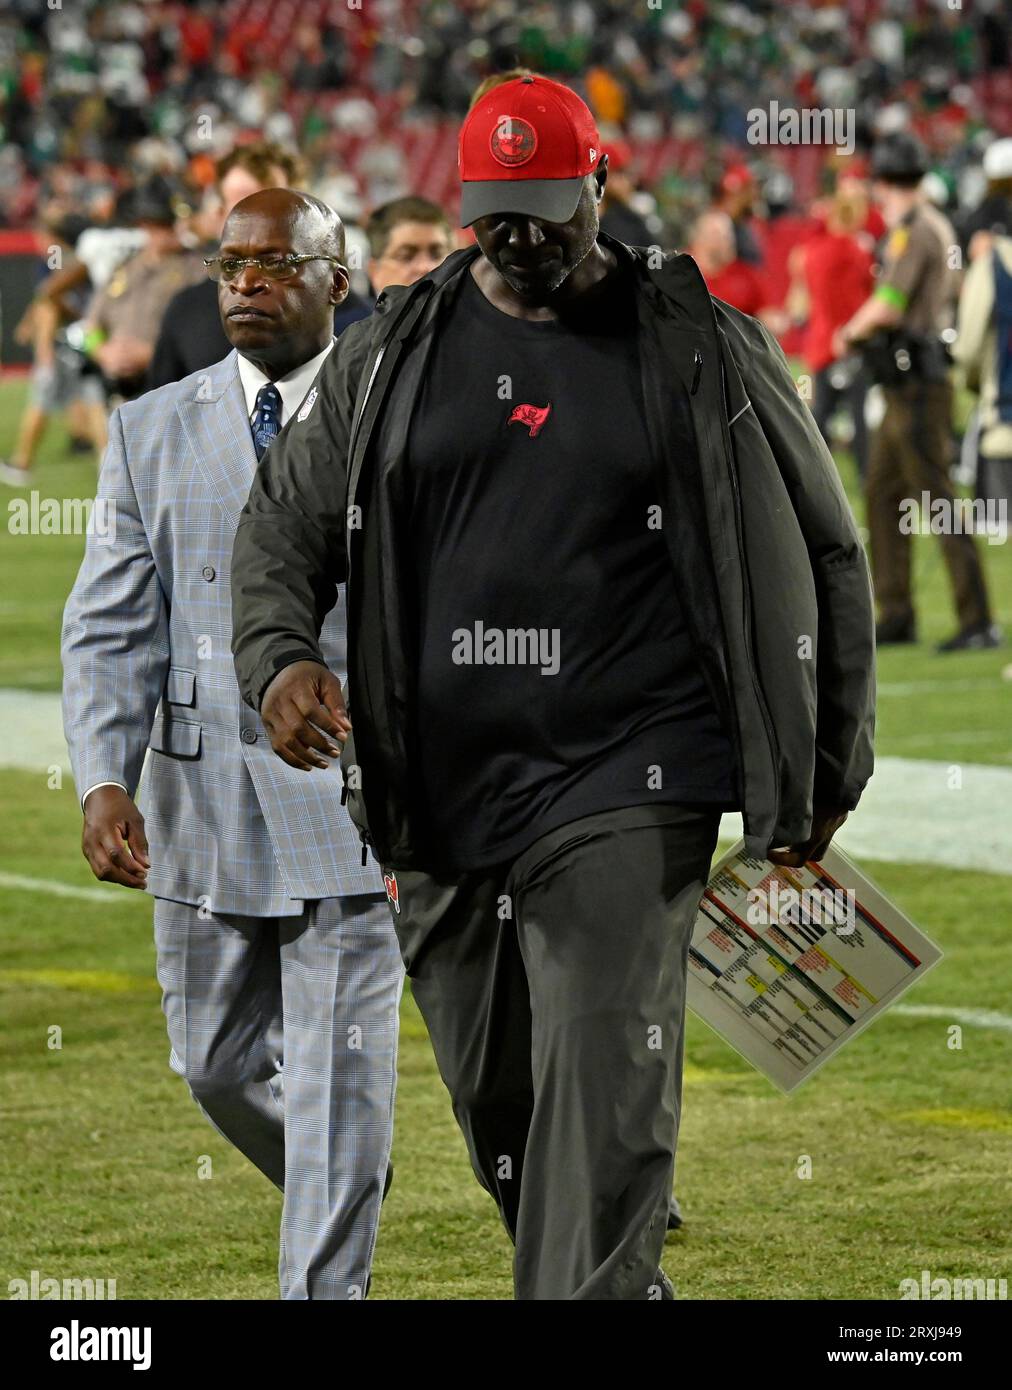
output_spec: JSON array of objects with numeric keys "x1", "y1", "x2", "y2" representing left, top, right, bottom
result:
[{"x1": 231, "y1": 235, "x2": 875, "y2": 870}]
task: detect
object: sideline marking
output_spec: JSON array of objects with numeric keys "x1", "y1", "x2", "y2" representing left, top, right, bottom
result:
[
  {"x1": 0, "y1": 871, "x2": 130, "y2": 904},
  {"x1": 891, "y1": 1003, "x2": 1012, "y2": 1034}
]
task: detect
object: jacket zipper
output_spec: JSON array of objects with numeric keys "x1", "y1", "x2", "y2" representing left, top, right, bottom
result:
[
  {"x1": 713, "y1": 348, "x2": 782, "y2": 826},
  {"x1": 345, "y1": 290, "x2": 435, "y2": 864},
  {"x1": 338, "y1": 769, "x2": 371, "y2": 863},
  {"x1": 691, "y1": 349, "x2": 702, "y2": 395},
  {"x1": 647, "y1": 340, "x2": 738, "y2": 785},
  {"x1": 343, "y1": 340, "x2": 386, "y2": 864},
  {"x1": 352, "y1": 345, "x2": 386, "y2": 445}
]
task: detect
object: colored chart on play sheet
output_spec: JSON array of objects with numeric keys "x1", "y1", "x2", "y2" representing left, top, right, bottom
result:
[{"x1": 687, "y1": 843, "x2": 942, "y2": 1092}]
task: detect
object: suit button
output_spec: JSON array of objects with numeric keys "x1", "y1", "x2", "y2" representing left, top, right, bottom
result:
[
  {"x1": 201, "y1": 565, "x2": 216, "y2": 582},
  {"x1": 241, "y1": 729, "x2": 257, "y2": 744}
]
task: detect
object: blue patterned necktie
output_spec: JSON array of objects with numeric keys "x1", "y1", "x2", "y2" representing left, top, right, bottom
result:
[{"x1": 251, "y1": 383, "x2": 282, "y2": 460}]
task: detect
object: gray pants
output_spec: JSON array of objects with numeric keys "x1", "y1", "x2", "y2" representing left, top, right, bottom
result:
[
  {"x1": 384, "y1": 803, "x2": 721, "y2": 1300},
  {"x1": 154, "y1": 894, "x2": 403, "y2": 1300}
]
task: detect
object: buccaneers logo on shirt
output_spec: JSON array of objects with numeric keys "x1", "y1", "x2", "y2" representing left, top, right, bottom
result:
[
  {"x1": 490, "y1": 116, "x2": 537, "y2": 166},
  {"x1": 507, "y1": 402, "x2": 552, "y2": 437}
]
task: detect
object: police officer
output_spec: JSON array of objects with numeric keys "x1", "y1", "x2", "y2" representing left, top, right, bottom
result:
[
  {"x1": 836, "y1": 134, "x2": 998, "y2": 652},
  {"x1": 84, "y1": 178, "x2": 204, "y2": 403}
]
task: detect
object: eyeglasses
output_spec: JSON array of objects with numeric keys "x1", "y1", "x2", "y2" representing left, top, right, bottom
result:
[
  {"x1": 204, "y1": 253, "x2": 342, "y2": 282},
  {"x1": 378, "y1": 246, "x2": 449, "y2": 266}
]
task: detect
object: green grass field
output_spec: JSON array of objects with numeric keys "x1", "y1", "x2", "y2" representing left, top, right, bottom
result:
[{"x1": 1, "y1": 377, "x2": 1010, "y2": 1300}]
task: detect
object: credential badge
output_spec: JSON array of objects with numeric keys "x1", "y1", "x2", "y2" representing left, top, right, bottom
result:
[{"x1": 297, "y1": 386, "x2": 319, "y2": 422}]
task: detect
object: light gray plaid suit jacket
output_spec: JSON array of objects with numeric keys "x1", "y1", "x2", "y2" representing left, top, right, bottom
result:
[{"x1": 62, "y1": 350, "x2": 382, "y2": 914}]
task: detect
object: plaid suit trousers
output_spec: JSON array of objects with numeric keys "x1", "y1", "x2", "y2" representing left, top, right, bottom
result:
[{"x1": 154, "y1": 891, "x2": 403, "y2": 1299}]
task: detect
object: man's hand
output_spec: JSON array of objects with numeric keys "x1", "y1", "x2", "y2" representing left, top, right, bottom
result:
[
  {"x1": 14, "y1": 302, "x2": 38, "y2": 345},
  {"x1": 260, "y1": 660, "x2": 350, "y2": 770},
  {"x1": 831, "y1": 327, "x2": 852, "y2": 361},
  {"x1": 82, "y1": 786, "x2": 150, "y2": 889},
  {"x1": 768, "y1": 805, "x2": 848, "y2": 868},
  {"x1": 95, "y1": 336, "x2": 151, "y2": 379}
]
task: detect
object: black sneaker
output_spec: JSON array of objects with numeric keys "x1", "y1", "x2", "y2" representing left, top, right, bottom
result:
[
  {"x1": 936, "y1": 623, "x2": 1002, "y2": 653},
  {"x1": 650, "y1": 1269, "x2": 677, "y2": 1300},
  {"x1": 876, "y1": 615, "x2": 917, "y2": 646},
  {"x1": 666, "y1": 1195, "x2": 683, "y2": 1231}
]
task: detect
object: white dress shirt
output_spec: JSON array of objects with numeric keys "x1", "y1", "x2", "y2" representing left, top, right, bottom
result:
[
  {"x1": 81, "y1": 338, "x2": 337, "y2": 808},
  {"x1": 237, "y1": 338, "x2": 335, "y2": 428}
]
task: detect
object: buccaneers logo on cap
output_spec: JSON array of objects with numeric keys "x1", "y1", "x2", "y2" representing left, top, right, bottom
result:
[{"x1": 490, "y1": 116, "x2": 537, "y2": 167}]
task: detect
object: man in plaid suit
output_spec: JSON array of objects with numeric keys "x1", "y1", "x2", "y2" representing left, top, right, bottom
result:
[{"x1": 61, "y1": 189, "x2": 403, "y2": 1300}]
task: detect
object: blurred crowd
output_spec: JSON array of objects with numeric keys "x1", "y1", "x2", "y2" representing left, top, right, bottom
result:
[
  {"x1": 3, "y1": 1, "x2": 1012, "y2": 514},
  {"x1": 2, "y1": 0, "x2": 1011, "y2": 236}
]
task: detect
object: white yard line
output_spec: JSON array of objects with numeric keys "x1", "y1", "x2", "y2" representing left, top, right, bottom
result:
[
  {"x1": 885, "y1": 730, "x2": 1001, "y2": 747},
  {"x1": 877, "y1": 678, "x2": 1002, "y2": 697},
  {"x1": 891, "y1": 1004, "x2": 1012, "y2": 1034},
  {"x1": 0, "y1": 870, "x2": 125, "y2": 904},
  {"x1": 3, "y1": 690, "x2": 1011, "y2": 874},
  {"x1": 0, "y1": 689, "x2": 67, "y2": 772},
  {"x1": 716, "y1": 753, "x2": 1012, "y2": 874}
]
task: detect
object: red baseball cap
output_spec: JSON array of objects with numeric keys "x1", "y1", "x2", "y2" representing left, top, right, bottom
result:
[
  {"x1": 720, "y1": 163, "x2": 756, "y2": 194},
  {"x1": 601, "y1": 139, "x2": 633, "y2": 173},
  {"x1": 458, "y1": 74, "x2": 602, "y2": 227}
]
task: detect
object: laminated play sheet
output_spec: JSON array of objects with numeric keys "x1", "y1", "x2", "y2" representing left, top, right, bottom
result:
[{"x1": 687, "y1": 841, "x2": 943, "y2": 1092}]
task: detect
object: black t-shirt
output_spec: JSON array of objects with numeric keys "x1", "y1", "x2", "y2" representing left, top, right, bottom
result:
[{"x1": 402, "y1": 256, "x2": 735, "y2": 870}]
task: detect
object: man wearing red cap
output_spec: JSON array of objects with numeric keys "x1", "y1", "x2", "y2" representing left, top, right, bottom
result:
[
  {"x1": 598, "y1": 139, "x2": 653, "y2": 246},
  {"x1": 714, "y1": 163, "x2": 764, "y2": 265},
  {"x1": 231, "y1": 76, "x2": 875, "y2": 1300}
]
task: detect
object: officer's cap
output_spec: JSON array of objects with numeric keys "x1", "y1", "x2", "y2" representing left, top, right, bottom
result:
[{"x1": 871, "y1": 133, "x2": 928, "y2": 185}]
